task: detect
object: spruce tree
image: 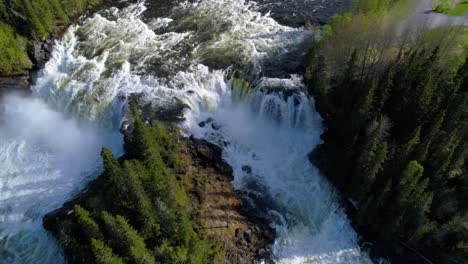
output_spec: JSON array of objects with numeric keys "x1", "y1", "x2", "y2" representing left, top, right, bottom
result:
[
  {"x1": 101, "y1": 212, "x2": 156, "y2": 264},
  {"x1": 349, "y1": 119, "x2": 388, "y2": 201},
  {"x1": 91, "y1": 239, "x2": 125, "y2": 264},
  {"x1": 74, "y1": 205, "x2": 103, "y2": 241}
]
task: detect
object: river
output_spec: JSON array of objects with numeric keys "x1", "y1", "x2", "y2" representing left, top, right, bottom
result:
[{"x1": 0, "y1": 0, "x2": 374, "y2": 263}]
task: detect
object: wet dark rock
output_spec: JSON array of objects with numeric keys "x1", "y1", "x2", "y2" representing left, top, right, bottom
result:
[
  {"x1": 188, "y1": 137, "x2": 233, "y2": 178},
  {"x1": 258, "y1": 248, "x2": 272, "y2": 259},
  {"x1": 29, "y1": 36, "x2": 57, "y2": 70},
  {"x1": 211, "y1": 123, "x2": 221, "y2": 130},
  {"x1": 206, "y1": 117, "x2": 213, "y2": 123},
  {"x1": 0, "y1": 76, "x2": 31, "y2": 95},
  {"x1": 251, "y1": 152, "x2": 259, "y2": 160},
  {"x1": 244, "y1": 229, "x2": 253, "y2": 243},
  {"x1": 127, "y1": 94, "x2": 188, "y2": 122},
  {"x1": 222, "y1": 141, "x2": 230, "y2": 147},
  {"x1": 187, "y1": 90, "x2": 195, "y2": 94},
  {"x1": 198, "y1": 121, "x2": 206, "y2": 127},
  {"x1": 293, "y1": 96, "x2": 301, "y2": 106},
  {"x1": 262, "y1": 228, "x2": 276, "y2": 242},
  {"x1": 1, "y1": 32, "x2": 60, "y2": 95},
  {"x1": 237, "y1": 238, "x2": 248, "y2": 247},
  {"x1": 45, "y1": 135, "x2": 275, "y2": 264},
  {"x1": 235, "y1": 228, "x2": 242, "y2": 237},
  {"x1": 43, "y1": 178, "x2": 97, "y2": 233},
  {"x1": 242, "y1": 165, "x2": 252, "y2": 174}
]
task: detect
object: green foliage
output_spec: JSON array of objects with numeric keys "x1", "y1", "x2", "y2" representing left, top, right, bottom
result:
[
  {"x1": 91, "y1": 239, "x2": 125, "y2": 264},
  {"x1": 349, "y1": 119, "x2": 388, "y2": 201},
  {"x1": 52, "y1": 101, "x2": 221, "y2": 263},
  {"x1": 0, "y1": 21, "x2": 31, "y2": 74},
  {"x1": 307, "y1": 1, "x2": 468, "y2": 260},
  {"x1": 0, "y1": 1, "x2": 8, "y2": 19},
  {"x1": 101, "y1": 212, "x2": 155, "y2": 264},
  {"x1": 433, "y1": 0, "x2": 453, "y2": 13},
  {"x1": 74, "y1": 205, "x2": 103, "y2": 241},
  {"x1": 1, "y1": 0, "x2": 101, "y2": 37},
  {"x1": 0, "y1": 0, "x2": 105, "y2": 74},
  {"x1": 433, "y1": 0, "x2": 468, "y2": 15},
  {"x1": 449, "y1": 1, "x2": 468, "y2": 16}
]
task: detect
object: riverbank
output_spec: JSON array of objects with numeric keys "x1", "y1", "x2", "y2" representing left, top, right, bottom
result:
[
  {"x1": 43, "y1": 122, "x2": 274, "y2": 263},
  {"x1": 2, "y1": 0, "x2": 377, "y2": 262},
  {"x1": 0, "y1": 0, "x2": 113, "y2": 93},
  {"x1": 305, "y1": 1, "x2": 468, "y2": 263}
]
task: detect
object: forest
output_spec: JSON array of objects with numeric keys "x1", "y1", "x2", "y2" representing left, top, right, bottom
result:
[
  {"x1": 0, "y1": 0, "x2": 466, "y2": 263},
  {"x1": 306, "y1": 0, "x2": 467, "y2": 262},
  {"x1": 0, "y1": 0, "x2": 104, "y2": 74},
  {"x1": 45, "y1": 102, "x2": 222, "y2": 264}
]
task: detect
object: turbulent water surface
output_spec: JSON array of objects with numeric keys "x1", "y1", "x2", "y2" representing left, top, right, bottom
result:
[{"x1": 0, "y1": 1, "x2": 371, "y2": 263}]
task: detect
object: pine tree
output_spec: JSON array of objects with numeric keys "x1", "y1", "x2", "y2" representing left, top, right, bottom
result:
[
  {"x1": 456, "y1": 57, "x2": 468, "y2": 92},
  {"x1": 74, "y1": 205, "x2": 103, "y2": 241},
  {"x1": 48, "y1": 0, "x2": 69, "y2": 22},
  {"x1": 372, "y1": 63, "x2": 394, "y2": 114},
  {"x1": 125, "y1": 100, "x2": 166, "y2": 172},
  {"x1": 0, "y1": 1, "x2": 7, "y2": 20},
  {"x1": 356, "y1": 77, "x2": 377, "y2": 125},
  {"x1": 122, "y1": 160, "x2": 161, "y2": 239},
  {"x1": 390, "y1": 161, "x2": 432, "y2": 235},
  {"x1": 390, "y1": 126, "x2": 421, "y2": 174},
  {"x1": 336, "y1": 48, "x2": 359, "y2": 116},
  {"x1": 349, "y1": 119, "x2": 388, "y2": 202},
  {"x1": 101, "y1": 147, "x2": 130, "y2": 202},
  {"x1": 428, "y1": 131, "x2": 459, "y2": 184},
  {"x1": 414, "y1": 111, "x2": 445, "y2": 163},
  {"x1": 358, "y1": 179, "x2": 391, "y2": 225},
  {"x1": 101, "y1": 212, "x2": 156, "y2": 264},
  {"x1": 91, "y1": 239, "x2": 125, "y2": 264},
  {"x1": 398, "y1": 161, "x2": 425, "y2": 204}
]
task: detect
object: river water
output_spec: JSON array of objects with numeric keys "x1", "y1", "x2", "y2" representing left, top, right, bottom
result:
[{"x1": 0, "y1": 1, "x2": 372, "y2": 263}]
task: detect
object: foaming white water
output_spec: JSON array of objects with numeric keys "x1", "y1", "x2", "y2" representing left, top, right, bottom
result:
[
  {"x1": 0, "y1": 95, "x2": 122, "y2": 263},
  {"x1": 32, "y1": 2, "x2": 192, "y2": 127},
  {"x1": 184, "y1": 76, "x2": 370, "y2": 263},
  {"x1": 1, "y1": 1, "x2": 370, "y2": 263}
]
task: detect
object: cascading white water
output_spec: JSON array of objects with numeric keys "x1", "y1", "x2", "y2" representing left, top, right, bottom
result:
[
  {"x1": 0, "y1": 1, "x2": 371, "y2": 263},
  {"x1": 185, "y1": 76, "x2": 368, "y2": 263},
  {"x1": 0, "y1": 95, "x2": 122, "y2": 263}
]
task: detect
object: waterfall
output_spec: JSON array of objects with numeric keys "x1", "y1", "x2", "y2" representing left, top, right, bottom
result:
[
  {"x1": 0, "y1": 95, "x2": 122, "y2": 263},
  {"x1": 186, "y1": 76, "x2": 367, "y2": 263},
  {"x1": 0, "y1": 1, "x2": 371, "y2": 263}
]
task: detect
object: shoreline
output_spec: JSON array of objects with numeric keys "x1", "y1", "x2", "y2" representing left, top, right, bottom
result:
[
  {"x1": 8, "y1": 2, "x2": 277, "y2": 262},
  {"x1": 0, "y1": 1, "x2": 114, "y2": 95},
  {"x1": 43, "y1": 136, "x2": 275, "y2": 263}
]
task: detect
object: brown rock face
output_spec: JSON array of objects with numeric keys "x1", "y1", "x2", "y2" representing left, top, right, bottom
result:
[
  {"x1": 189, "y1": 137, "x2": 234, "y2": 178},
  {"x1": 44, "y1": 137, "x2": 275, "y2": 264},
  {"x1": 0, "y1": 76, "x2": 31, "y2": 96},
  {"x1": 186, "y1": 138, "x2": 274, "y2": 264},
  {"x1": 30, "y1": 39, "x2": 54, "y2": 70}
]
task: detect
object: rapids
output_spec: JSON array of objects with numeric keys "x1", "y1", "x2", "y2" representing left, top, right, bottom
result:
[{"x1": 0, "y1": 1, "x2": 371, "y2": 263}]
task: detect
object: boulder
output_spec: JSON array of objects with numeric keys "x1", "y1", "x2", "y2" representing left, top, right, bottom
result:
[
  {"x1": 188, "y1": 137, "x2": 234, "y2": 178},
  {"x1": 242, "y1": 165, "x2": 252, "y2": 174},
  {"x1": 29, "y1": 36, "x2": 57, "y2": 69}
]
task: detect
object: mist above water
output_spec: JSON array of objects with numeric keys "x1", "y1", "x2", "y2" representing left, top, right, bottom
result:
[
  {"x1": 0, "y1": 94, "x2": 122, "y2": 263},
  {"x1": 1, "y1": 1, "x2": 370, "y2": 263}
]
